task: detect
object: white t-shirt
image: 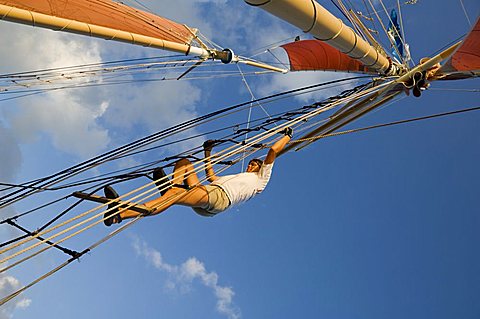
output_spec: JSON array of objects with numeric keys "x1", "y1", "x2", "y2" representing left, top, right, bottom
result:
[{"x1": 211, "y1": 163, "x2": 273, "y2": 206}]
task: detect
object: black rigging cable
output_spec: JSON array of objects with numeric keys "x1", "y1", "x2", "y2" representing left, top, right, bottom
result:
[
  {"x1": 0, "y1": 76, "x2": 373, "y2": 208},
  {"x1": 0, "y1": 78, "x2": 375, "y2": 253}
]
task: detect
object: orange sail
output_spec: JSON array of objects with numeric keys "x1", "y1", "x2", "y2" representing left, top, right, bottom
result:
[
  {"x1": 0, "y1": 0, "x2": 194, "y2": 43},
  {"x1": 438, "y1": 17, "x2": 480, "y2": 78},
  {"x1": 281, "y1": 40, "x2": 378, "y2": 74},
  {"x1": 0, "y1": 0, "x2": 210, "y2": 57}
]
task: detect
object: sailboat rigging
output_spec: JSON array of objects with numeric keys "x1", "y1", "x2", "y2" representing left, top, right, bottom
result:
[{"x1": 0, "y1": 0, "x2": 478, "y2": 309}]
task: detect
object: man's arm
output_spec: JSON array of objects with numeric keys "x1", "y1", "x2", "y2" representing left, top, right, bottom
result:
[
  {"x1": 264, "y1": 128, "x2": 292, "y2": 165},
  {"x1": 203, "y1": 140, "x2": 219, "y2": 182}
]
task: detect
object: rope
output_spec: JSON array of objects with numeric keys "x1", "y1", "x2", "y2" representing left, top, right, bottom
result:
[
  {"x1": 3, "y1": 87, "x2": 477, "y2": 305},
  {"x1": 459, "y1": 0, "x2": 472, "y2": 27},
  {"x1": 1, "y1": 80, "x2": 365, "y2": 262},
  {"x1": 0, "y1": 76, "x2": 372, "y2": 209},
  {"x1": 0, "y1": 78, "x2": 381, "y2": 305},
  {"x1": 290, "y1": 105, "x2": 480, "y2": 147}
]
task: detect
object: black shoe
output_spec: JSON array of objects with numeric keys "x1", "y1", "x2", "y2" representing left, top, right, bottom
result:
[
  {"x1": 103, "y1": 185, "x2": 122, "y2": 226},
  {"x1": 153, "y1": 168, "x2": 172, "y2": 196}
]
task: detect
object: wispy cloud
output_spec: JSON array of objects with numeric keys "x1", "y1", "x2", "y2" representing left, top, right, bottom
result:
[
  {"x1": 0, "y1": 275, "x2": 31, "y2": 319},
  {"x1": 132, "y1": 235, "x2": 241, "y2": 319}
]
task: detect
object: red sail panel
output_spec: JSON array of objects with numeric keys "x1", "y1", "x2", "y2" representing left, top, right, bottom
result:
[
  {"x1": 0, "y1": 0, "x2": 195, "y2": 44},
  {"x1": 281, "y1": 40, "x2": 378, "y2": 74},
  {"x1": 439, "y1": 17, "x2": 480, "y2": 74}
]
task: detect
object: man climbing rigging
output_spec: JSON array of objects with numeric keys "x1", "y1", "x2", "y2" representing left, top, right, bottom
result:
[{"x1": 102, "y1": 128, "x2": 293, "y2": 226}]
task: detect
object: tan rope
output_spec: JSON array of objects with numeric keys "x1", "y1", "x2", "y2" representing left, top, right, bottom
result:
[
  {"x1": 0, "y1": 80, "x2": 394, "y2": 306},
  {"x1": 0, "y1": 81, "x2": 384, "y2": 269}
]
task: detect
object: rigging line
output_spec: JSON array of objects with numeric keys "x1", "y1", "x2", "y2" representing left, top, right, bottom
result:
[
  {"x1": 459, "y1": 0, "x2": 472, "y2": 27},
  {"x1": 125, "y1": 0, "x2": 154, "y2": 14},
  {"x1": 0, "y1": 59, "x2": 222, "y2": 88},
  {"x1": 0, "y1": 212, "x2": 142, "y2": 307},
  {"x1": 428, "y1": 33, "x2": 466, "y2": 58},
  {"x1": 0, "y1": 106, "x2": 338, "y2": 264},
  {"x1": 0, "y1": 70, "x2": 273, "y2": 101},
  {"x1": 0, "y1": 60, "x2": 236, "y2": 93},
  {"x1": 266, "y1": 49, "x2": 289, "y2": 70},
  {"x1": 55, "y1": 92, "x2": 337, "y2": 189},
  {"x1": 12, "y1": 89, "x2": 342, "y2": 244},
  {"x1": 0, "y1": 54, "x2": 187, "y2": 78},
  {"x1": 195, "y1": 31, "x2": 223, "y2": 51},
  {"x1": 4, "y1": 220, "x2": 79, "y2": 258},
  {"x1": 99, "y1": 79, "x2": 376, "y2": 173},
  {"x1": 0, "y1": 91, "x2": 348, "y2": 249},
  {"x1": 362, "y1": 0, "x2": 380, "y2": 40},
  {"x1": 331, "y1": 0, "x2": 351, "y2": 21},
  {"x1": 336, "y1": 0, "x2": 369, "y2": 42},
  {"x1": 292, "y1": 105, "x2": 480, "y2": 147},
  {"x1": 0, "y1": 76, "x2": 373, "y2": 208},
  {"x1": 374, "y1": 0, "x2": 406, "y2": 64},
  {"x1": 0, "y1": 78, "x2": 376, "y2": 218},
  {"x1": 78, "y1": 78, "x2": 375, "y2": 168},
  {"x1": 366, "y1": 0, "x2": 401, "y2": 62},
  {"x1": 429, "y1": 88, "x2": 480, "y2": 92},
  {"x1": 0, "y1": 149, "x2": 250, "y2": 305},
  {"x1": 0, "y1": 134, "x2": 269, "y2": 263},
  {"x1": 0, "y1": 84, "x2": 372, "y2": 256},
  {"x1": 0, "y1": 71, "x2": 266, "y2": 96},
  {"x1": 0, "y1": 153, "x2": 250, "y2": 301},
  {"x1": 396, "y1": 0, "x2": 412, "y2": 66},
  {"x1": 1, "y1": 59, "x2": 206, "y2": 83},
  {"x1": 236, "y1": 64, "x2": 274, "y2": 122},
  {"x1": 247, "y1": 36, "x2": 300, "y2": 58}
]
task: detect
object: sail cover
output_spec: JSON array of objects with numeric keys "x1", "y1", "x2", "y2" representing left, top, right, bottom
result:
[
  {"x1": 0, "y1": 0, "x2": 196, "y2": 45},
  {"x1": 439, "y1": 17, "x2": 480, "y2": 75},
  {"x1": 281, "y1": 40, "x2": 378, "y2": 74}
]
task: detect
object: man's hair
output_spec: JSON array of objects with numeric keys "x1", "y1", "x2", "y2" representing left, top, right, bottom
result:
[{"x1": 249, "y1": 158, "x2": 263, "y2": 167}]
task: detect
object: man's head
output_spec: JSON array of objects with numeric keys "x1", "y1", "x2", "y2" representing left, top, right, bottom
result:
[{"x1": 246, "y1": 158, "x2": 263, "y2": 173}]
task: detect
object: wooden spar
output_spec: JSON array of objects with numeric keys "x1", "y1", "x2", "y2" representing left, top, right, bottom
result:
[
  {"x1": 0, "y1": 3, "x2": 288, "y2": 73},
  {"x1": 245, "y1": 0, "x2": 395, "y2": 75},
  {"x1": 0, "y1": 3, "x2": 210, "y2": 58},
  {"x1": 281, "y1": 41, "x2": 463, "y2": 153},
  {"x1": 238, "y1": 59, "x2": 288, "y2": 73}
]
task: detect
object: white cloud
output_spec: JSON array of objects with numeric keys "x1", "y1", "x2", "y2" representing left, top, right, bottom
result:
[
  {"x1": 132, "y1": 235, "x2": 241, "y2": 319},
  {"x1": 0, "y1": 20, "x2": 206, "y2": 161},
  {"x1": 0, "y1": 124, "x2": 21, "y2": 182},
  {"x1": 0, "y1": 275, "x2": 31, "y2": 319},
  {"x1": 0, "y1": 23, "x2": 111, "y2": 159}
]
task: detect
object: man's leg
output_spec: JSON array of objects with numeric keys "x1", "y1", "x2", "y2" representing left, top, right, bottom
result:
[{"x1": 117, "y1": 158, "x2": 208, "y2": 220}]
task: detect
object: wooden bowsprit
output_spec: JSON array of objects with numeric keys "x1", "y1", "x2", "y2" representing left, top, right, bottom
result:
[{"x1": 72, "y1": 191, "x2": 151, "y2": 215}]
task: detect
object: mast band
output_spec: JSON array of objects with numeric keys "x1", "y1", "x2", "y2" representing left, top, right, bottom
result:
[
  {"x1": 244, "y1": 0, "x2": 271, "y2": 6},
  {"x1": 304, "y1": 0, "x2": 317, "y2": 33}
]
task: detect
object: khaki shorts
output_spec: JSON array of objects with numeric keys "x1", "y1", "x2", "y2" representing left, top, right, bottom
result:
[{"x1": 192, "y1": 185, "x2": 230, "y2": 217}]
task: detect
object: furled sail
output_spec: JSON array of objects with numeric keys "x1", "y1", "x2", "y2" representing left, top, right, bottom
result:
[
  {"x1": 0, "y1": 0, "x2": 209, "y2": 57},
  {"x1": 281, "y1": 39, "x2": 378, "y2": 74},
  {"x1": 437, "y1": 17, "x2": 480, "y2": 78},
  {"x1": 245, "y1": 0, "x2": 400, "y2": 75}
]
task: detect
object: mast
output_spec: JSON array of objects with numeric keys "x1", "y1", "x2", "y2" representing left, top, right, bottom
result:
[{"x1": 245, "y1": 0, "x2": 400, "y2": 75}]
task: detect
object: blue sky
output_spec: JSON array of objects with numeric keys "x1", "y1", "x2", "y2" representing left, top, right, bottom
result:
[{"x1": 0, "y1": 1, "x2": 479, "y2": 319}]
